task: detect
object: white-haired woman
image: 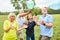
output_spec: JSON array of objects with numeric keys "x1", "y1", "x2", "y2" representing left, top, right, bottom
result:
[{"x1": 2, "y1": 13, "x2": 18, "y2": 40}]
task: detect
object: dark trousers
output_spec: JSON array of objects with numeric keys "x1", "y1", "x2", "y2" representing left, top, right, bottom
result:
[
  {"x1": 26, "y1": 34, "x2": 35, "y2": 40},
  {"x1": 39, "y1": 35, "x2": 51, "y2": 40}
]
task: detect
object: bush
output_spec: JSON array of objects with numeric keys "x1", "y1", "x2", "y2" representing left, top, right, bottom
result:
[
  {"x1": 0, "y1": 12, "x2": 9, "y2": 15},
  {"x1": 31, "y1": 7, "x2": 41, "y2": 15},
  {"x1": 0, "y1": 11, "x2": 19, "y2": 15}
]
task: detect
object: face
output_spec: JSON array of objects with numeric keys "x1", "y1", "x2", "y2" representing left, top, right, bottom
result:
[
  {"x1": 27, "y1": 14, "x2": 33, "y2": 20},
  {"x1": 9, "y1": 16, "x2": 15, "y2": 22},
  {"x1": 41, "y1": 7, "x2": 47, "y2": 15}
]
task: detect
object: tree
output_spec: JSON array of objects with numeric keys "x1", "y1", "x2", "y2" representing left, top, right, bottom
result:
[
  {"x1": 11, "y1": 0, "x2": 22, "y2": 10},
  {"x1": 11, "y1": 0, "x2": 35, "y2": 11}
]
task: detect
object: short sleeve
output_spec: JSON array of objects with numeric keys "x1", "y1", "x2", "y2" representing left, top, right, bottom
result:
[
  {"x1": 33, "y1": 21, "x2": 36, "y2": 26},
  {"x1": 47, "y1": 15, "x2": 53, "y2": 23},
  {"x1": 3, "y1": 20, "x2": 8, "y2": 30}
]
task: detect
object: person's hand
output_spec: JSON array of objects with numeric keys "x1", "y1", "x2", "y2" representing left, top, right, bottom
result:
[
  {"x1": 22, "y1": 25, "x2": 28, "y2": 29},
  {"x1": 33, "y1": 15, "x2": 37, "y2": 22},
  {"x1": 28, "y1": 10, "x2": 31, "y2": 13},
  {"x1": 27, "y1": 10, "x2": 31, "y2": 14},
  {"x1": 33, "y1": 15, "x2": 37, "y2": 19},
  {"x1": 40, "y1": 20, "x2": 45, "y2": 25},
  {"x1": 10, "y1": 24, "x2": 14, "y2": 30}
]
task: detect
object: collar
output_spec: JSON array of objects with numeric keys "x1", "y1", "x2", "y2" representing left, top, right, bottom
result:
[{"x1": 42, "y1": 14, "x2": 48, "y2": 17}]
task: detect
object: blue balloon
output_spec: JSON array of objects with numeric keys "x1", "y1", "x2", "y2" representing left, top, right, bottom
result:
[{"x1": 26, "y1": 0, "x2": 34, "y2": 10}]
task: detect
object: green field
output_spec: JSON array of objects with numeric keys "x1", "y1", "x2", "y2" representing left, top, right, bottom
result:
[{"x1": 0, "y1": 14, "x2": 60, "y2": 40}]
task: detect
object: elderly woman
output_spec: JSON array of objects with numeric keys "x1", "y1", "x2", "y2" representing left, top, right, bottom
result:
[{"x1": 2, "y1": 13, "x2": 18, "y2": 40}]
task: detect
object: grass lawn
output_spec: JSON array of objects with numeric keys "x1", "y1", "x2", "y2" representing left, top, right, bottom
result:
[{"x1": 0, "y1": 14, "x2": 60, "y2": 40}]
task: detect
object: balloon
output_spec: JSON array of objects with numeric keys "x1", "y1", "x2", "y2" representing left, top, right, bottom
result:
[{"x1": 26, "y1": 0, "x2": 34, "y2": 10}]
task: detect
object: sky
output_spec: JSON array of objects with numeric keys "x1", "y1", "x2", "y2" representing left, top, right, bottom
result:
[
  {"x1": 0, "y1": 0, "x2": 60, "y2": 12},
  {"x1": 35, "y1": 0, "x2": 60, "y2": 9},
  {"x1": 49, "y1": 2, "x2": 60, "y2": 10},
  {"x1": 0, "y1": 0, "x2": 15, "y2": 12}
]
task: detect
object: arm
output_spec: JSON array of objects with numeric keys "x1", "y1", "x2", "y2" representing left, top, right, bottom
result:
[
  {"x1": 17, "y1": 24, "x2": 28, "y2": 31},
  {"x1": 33, "y1": 16, "x2": 40, "y2": 26},
  {"x1": 16, "y1": 22, "x2": 28, "y2": 32},
  {"x1": 17, "y1": 27, "x2": 23, "y2": 31},
  {"x1": 19, "y1": 10, "x2": 31, "y2": 17},
  {"x1": 5, "y1": 25, "x2": 14, "y2": 32},
  {"x1": 3, "y1": 21, "x2": 12, "y2": 32},
  {"x1": 17, "y1": 24, "x2": 26, "y2": 31},
  {"x1": 34, "y1": 19, "x2": 40, "y2": 26},
  {"x1": 45, "y1": 23, "x2": 53, "y2": 28},
  {"x1": 40, "y1": 16, "x2": 53, "y2": 28},
  {"x1": 16, "y1": 19, "x2": 28, "y2": 32},
  {"x1": 4, "y1": 27, "x2": 12, "y2": 32},
  {"x1": 45, "y1": 16, "x2": 53, "y2": 28},
  {"x1": 39, "y1": 20, "x2": 53, "y2": 28}
]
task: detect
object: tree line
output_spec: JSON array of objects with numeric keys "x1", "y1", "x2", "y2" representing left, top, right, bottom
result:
[{"x1": 0, "y1": 7, "x2": 60, "y2": 15}]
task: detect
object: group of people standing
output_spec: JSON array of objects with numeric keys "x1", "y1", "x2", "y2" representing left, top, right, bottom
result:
[{"x1": 2, "y1": 7, "x2": 53, "y2": 40}]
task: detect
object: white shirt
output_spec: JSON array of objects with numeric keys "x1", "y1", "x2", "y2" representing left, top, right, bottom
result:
[{"x1": 16, "y1": 14, "x2": 26, "y2": 28}]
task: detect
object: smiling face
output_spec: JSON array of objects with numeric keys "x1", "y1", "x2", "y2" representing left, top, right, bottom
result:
[
  {"x1": 27, "y1": 13, "x2": 33, "y2": 20},
  {"x1": 8, "y1": 13, "x2": 16, "y2": 22},
  {"x1": 41, "y1": 7, "x2": 48, "y2": 15},
  {"x1": 9, "y1": 15, "x2": 15, "y2": 22}
]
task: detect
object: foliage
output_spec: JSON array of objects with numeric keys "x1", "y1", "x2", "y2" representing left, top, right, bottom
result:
[
  {"x1": 48, "y1": 8, "x2": 60, "y2": 14},
  {"x1": 0, "y1": 12, "x2": 9, "y2": 15},
  {"x1": 11, "y1": 0, "x2": 35, "y2": 11},
  {"x1": 31, "y1": 7, "x2": 41, "y2": 15},
  {"x1": 0, "y1": 7, "x2": 60, "y2": 15},
  {"x1": 11, "y1": 0, "x2": 22, "y2": 10}
]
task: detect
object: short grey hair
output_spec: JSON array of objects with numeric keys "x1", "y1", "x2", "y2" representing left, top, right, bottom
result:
[{"x1": 8, "y1": 13, "x2": 16, "y2": 19}]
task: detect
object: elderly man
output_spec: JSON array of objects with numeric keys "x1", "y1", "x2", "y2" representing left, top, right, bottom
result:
[
  {"x1": 38, "y1": 7, "x2": 53, "y2": 40},
  {"x1": 16, "y1": 9, "x2": 31, "y2": 40}
]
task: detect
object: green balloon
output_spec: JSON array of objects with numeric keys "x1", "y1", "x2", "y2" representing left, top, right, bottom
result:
[{"x1": 26, "y1": 0, "x2": 34, "y2": 10}]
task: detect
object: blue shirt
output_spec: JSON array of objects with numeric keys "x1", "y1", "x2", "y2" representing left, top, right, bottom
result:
[{"x1": 39, "y1": 14, "x2": 53, "y2": 37}]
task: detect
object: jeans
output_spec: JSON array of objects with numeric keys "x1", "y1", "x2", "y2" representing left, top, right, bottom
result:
[{"x1": 26, "y1": 34, "x2": 35, "y2": 40}]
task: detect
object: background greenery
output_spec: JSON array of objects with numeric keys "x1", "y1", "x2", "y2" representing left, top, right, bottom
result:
[
  {"x1": 0, "y1": 7, "x2": 60, "y2": 15},
  {"x1": 0, "y1": 14, "x2": 60, "y2": 40}
]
